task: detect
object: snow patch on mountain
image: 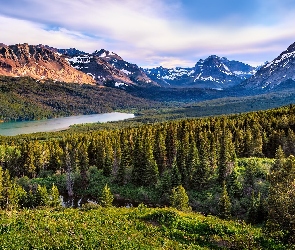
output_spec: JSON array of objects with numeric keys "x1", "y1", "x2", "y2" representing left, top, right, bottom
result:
[
  {"x1": 240, "y1": 42, "x2": 295, "y2": 91},
  {"x1": 67, "y1": 56, "x2": 91, "y2": 64},
  {"x1": 265, "y1": 51, "x2": 295, "y2": 68},
  {"x1": 145, "y1": 56, "x2": 257, "y2": 88}
]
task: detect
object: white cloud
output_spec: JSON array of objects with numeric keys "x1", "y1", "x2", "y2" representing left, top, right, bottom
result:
[
  {"x1": 0, "y1": 0, "x2": 295, "y2": 67},
  {"x1": 0, "y1": 16, "x2": 106, "y2": 52}
]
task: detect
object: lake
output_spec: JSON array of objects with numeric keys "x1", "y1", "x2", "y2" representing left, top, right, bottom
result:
[{"x1": 0, "y1": 112, "x2": 135, "y2": 136}]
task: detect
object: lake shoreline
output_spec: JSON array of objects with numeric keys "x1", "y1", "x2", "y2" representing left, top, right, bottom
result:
[{"x1": 0, "y1": 112, "x2": 135, "y2": 136}]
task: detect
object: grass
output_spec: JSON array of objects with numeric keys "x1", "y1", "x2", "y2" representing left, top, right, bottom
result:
[{"x1": 0, "y1": 206, "x2": 288, "y2": 249}]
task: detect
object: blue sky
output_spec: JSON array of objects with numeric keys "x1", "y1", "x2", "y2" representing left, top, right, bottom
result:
[{"x1": 0, "y1": 0, "x2": 295, "y2": 68}]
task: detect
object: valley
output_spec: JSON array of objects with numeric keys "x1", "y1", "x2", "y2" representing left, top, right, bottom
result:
[{"x1": 1, "y1": 40, "x2": 295, "y2": 249}]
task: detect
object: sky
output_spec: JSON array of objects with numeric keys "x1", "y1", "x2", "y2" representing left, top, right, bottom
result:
[{"x1": 0, "y1": 0, "x2": 295, "y2": 68}]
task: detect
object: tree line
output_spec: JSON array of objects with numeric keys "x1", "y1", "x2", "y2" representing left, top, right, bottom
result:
[{"x1": 1, "y1": 104, "x2": 295, "y2": 182}]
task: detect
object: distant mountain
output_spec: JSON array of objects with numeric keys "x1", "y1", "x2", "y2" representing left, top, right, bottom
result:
[
  {"x1": 61, "y1": 49, "x2": 158, "y2": 87},
  {"x1": 240, "y1": 42, "x2": 295, "y2": 91},
  {"x1": 145, "y1": 56, "x2": 258, "y2": 89},
  {"x1": 42, "y1": 45, "x2": 87, "y2": 57},
  {"x1": 0, "y1": 43, "x2": 95, "y2": 84}
]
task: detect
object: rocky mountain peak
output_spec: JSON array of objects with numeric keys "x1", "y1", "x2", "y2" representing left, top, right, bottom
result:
[
  {"x1": 145, "y1": 56, "x2": 256, "y2": 88},
  {"x1": 286, "y1": 41, "x2": 295, "y2": 53},
  {"x1": 241, "y1": 41, "x2": 295, "y2": 90},
  {"x1": 64, "y1": 48, "x2": 157, "y2": 87},
  {"x1": 0, "y1": 43, "x2": 95, "y2": 84},
  {"x1": 92, "y1": 49, "x2": 123, "y2": 61}
]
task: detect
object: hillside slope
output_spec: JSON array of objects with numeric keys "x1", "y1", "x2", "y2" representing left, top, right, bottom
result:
[
  {"x1": 0, "y1": 76, "x2": 158, "y2": 122},
  {"x1": 240, "y1": 41, "x2": 295, "y2": 91},
  {"x1": 0, "y1": 43, "x2": 95, "y2": 84}
]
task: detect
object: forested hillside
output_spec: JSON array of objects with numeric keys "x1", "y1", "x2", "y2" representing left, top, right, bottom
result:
[
  {"x1": 1, "y1": 104, "x2": 295, "y2": 245},
  {"x1": 0, "y1": 76, "x2": 159, "y2": 121}
]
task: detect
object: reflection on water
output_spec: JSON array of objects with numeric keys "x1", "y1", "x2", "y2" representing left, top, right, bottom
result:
[{"x1": 0, "y1": 112, "x2": 134, "y2": 136}]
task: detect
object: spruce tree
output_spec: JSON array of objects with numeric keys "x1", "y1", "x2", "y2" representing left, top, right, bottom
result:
[
  {"x1": 100, "y1": 184, "x2": 114, "y2": 208},
  {"x1": 197, "y1": 132, "x2": 211, "y2": 188},
  {"x1": 166, "y1": 123, "x2": 177, "y2": 168},
  {"x1": 143, "y1": 136, "x2": 159, "y2": 186},
  {"x1": 218, "y1": 129, "x2": 235, "y2": 184},
  {"x1": 218, "y1": 181, "x2": 232, "y2": 219},
  {"x1": 102, "y1": 138, "x2": 113, "y2": 177},
  {"x1": 49, "y1": 184, "x2": 61, "y2": 207},
  {"x1": 171, "y1": 157, "x2": 182, "y2": 188},
  {"x1": 131, "y1": 133, "x2": 144, "y2": 186},
  {"x1": 36, "y1": 184, "x2": 49, "y2": 206},
  {"x1": 170, "y1": 185, "x2": 191, "y2": 211},
  {"x1": 78, "y1": 142, "x2": 89, "y2": 187},
  {"x1": 187, "y1": 136, "x2": 199, "y2": 188},
  {"x1": 154, "y1": 129, "x2": 167, "y2": 175}
]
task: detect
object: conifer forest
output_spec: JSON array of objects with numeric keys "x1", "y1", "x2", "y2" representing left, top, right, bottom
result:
[{"x1": 1, "y1": 103, "x2": 295, "y2": 248}]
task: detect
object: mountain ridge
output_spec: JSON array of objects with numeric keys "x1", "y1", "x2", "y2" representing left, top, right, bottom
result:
[
  {"x1": 1, "y1": 41, "x2": 295, "y2": 94},
  {"x1": 0, "y1": 43, "x2": 95, "y2": 84},
  {"x1": 59, "y1": 48, "x2": 159, "y2": 87},
  {"x1": 240, "y1": 41, "x2": 295, "y2": 91},
  {"x1": 145, "y1": 55, "x2": 258, "y2": 89}
]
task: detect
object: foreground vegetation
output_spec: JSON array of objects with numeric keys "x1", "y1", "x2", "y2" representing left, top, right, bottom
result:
[{"x1": 0, "y1": 206, "x2": 288, "y2": 249}]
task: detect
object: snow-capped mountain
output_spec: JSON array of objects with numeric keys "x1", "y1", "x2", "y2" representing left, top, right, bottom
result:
[
  {"x1": 240, "y1": 42, "x2": 295, "y2": 90},
  {"x1": 145, "y1": 56, "x2": 258, "y2": 89},
  {"x1": 63, "y1": 49, "x2": 158, "y2": 87}
]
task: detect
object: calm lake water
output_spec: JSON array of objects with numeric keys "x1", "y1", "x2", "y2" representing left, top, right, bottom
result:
[{"x1": 0, "y1": 112, "x2": 135, "y2": 136}]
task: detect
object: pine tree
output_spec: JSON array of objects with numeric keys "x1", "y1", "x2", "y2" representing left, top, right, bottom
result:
[
  {"x1": 170, "y1": 185, "x2": 191, "y2": 211},
  {"x1": 177, "y1": 121, "x2": 190, "y2": 184},
  {"x1": 116, "y1": 153, "x2": 127, "y2": 185},
  {"x1": 131, "y1": 133, "x2": 144, "y2": 186},
  {"x1": 117, "y1": 131, "x2": 133, "y2": 185},
  {"x1": 154, "y1": 128, "x2": 167, "y2": 175},
  {"x1": 228, "y1": 168, "x2": 242, "y2": 198},
  {"x1": 49, "y1": 184, "x2": 61, "y2": 207},
  {"x1": 9, "y1": 182, "x2": 26, "y2": 209},
  {"x1": 160, "y1": 170, "x2": 172, "y2": 195},
  {"x1": 171, "y1": 157, "x2": 182, "y2": 188},
  {"x1": 218, "y1": 181, "x2": 232, "y2": 219},
  {"x1": 166, "y1": 123, "x2": 177, "y2": 168},
  {"x1": 285, "y1": 128, "x2": 295, "y2": 156},
  {"x1": 244, "y1": 158, "x2": 257, "y2": 191},
  {"x1": 88, "y1": 138, "x2": 98, "y2": 166},
  {"x1": 36, "y1": 184, "x2": 49, "y2": 206},
  {"x1": 187, "y1": 136, "x2": 199, "y2": 188},
  {"x1": 100, "y1": 184, "x2": 114, "y2": 208},
  {"x1": 218, "y1": 128, "x2": 235, "y2": 184},
  {"x1": 63, "y1": 143, "x2": 74, "y2": 197},
  {"x1": 48, "y1": 141, "x2": 63, "y2": 173},
  {"x1": 77, "y1": 142, "x2": 89, "y2": 188},
  {"x1": 247, "y1": 192, "x2": 265, "y2": 224},
  {"x1": 196, "y1": 132, "x2": 211, "y2": 189}
]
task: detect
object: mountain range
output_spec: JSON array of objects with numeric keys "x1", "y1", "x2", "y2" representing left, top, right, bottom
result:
[
  {"x1": 64, "y1": 49, "x2": 158, "y2": 87},
  {"x1": 144, "y1": 56, "x2": 259, "y2": 89},
  {"x1": 1, "y1": 41, "x2": 295, "y2": 94}
]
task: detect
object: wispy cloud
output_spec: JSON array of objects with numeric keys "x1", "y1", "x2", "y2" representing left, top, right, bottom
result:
[{"x1": 1, "y1": 0, "x2": 295, "y2": 67}]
